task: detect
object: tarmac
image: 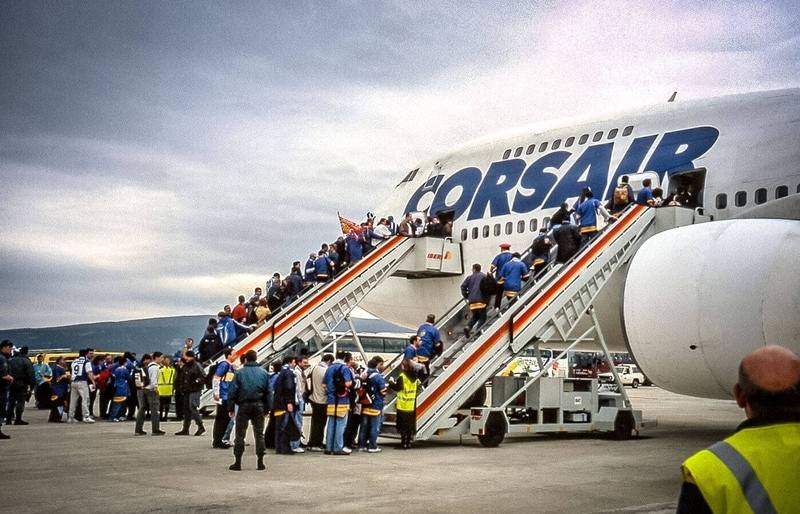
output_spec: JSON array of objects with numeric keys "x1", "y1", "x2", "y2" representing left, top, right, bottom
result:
[{"x1": 0, "y1": 387, "x2": 743, "y2": 514}]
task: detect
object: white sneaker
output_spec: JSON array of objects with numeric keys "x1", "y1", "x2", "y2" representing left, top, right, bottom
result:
[
  {"x1": 368, "y1": 447, "x2": 382, "y2": 453},
  {"x1": 291, "y1": 447, "x2": 305, "y2": 453},
  {"x1": 342, "y1": 447, "x2": 352, "y2": 454},
  {"x1": 83, "y1": 417, "x2": 96, "y2": 424},
  {"x1": 307, "y1": 446, "x2": 324, "y2": 452},
  {"x1": 67, "y1": 417, "x2": 75, "y2": 423},
  {"x1": 358, "y1": 447, "x2": 368, "y2": 452}
]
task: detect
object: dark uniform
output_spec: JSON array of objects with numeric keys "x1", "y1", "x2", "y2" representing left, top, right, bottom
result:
[
  {"x1": 0, "y1": 350, "x2": 10, "y2": 437},
  {"x1": 553, "y1": 221, "x2": 582, "y2": 263},
  {"x1": 227, "y1": 361, "x2": 271, "y2": 470},
  {"x1": 272, "y1": 364, "x2": 297, "y2": 454},
  {"x1": 6, "y1": 353, "x2": 34, "y2": 425}
]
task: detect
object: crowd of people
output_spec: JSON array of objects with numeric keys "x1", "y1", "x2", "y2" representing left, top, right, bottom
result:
[{"x1": 457, "y1": 174, "x2": 686, "y2": 337}]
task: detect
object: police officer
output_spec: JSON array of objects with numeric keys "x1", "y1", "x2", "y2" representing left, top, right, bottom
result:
[
  {"x1": 227, "y1": 350, "x2": 270, "y2": 471},
  {"x1": 677, "y1": 345, "x2": 800, "y2": 513},
  {"x1": 0, "y1": 340, "x2": 14, "y2": 439},
  {"x1": 6, "y1": 346, "x2": 34, "y2": 425}
]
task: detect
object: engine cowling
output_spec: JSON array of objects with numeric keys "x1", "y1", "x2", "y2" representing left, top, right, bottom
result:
[{"x1": 623, "y1": 218, "x2": 800, "y2": 399}]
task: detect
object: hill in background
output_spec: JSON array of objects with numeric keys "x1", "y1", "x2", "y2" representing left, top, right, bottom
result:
[{"x1": 0, "y1": 315, "x2": 413, "y2": 356}]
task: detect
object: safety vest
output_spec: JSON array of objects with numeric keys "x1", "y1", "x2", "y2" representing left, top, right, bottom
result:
[
  {"x1": 157, "y1": 367, "x2": 176, "y2": 397},
  {"x1": 682, "y1": 421, "x2": 800, "y2": 514},
  {"x1": 396, "y1": 373, "x2": 418, "y2": 412}
]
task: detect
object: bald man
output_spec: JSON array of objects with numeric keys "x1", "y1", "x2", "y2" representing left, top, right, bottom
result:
[{"x1": 677, "y1": 346, "x2": 800, "y2": 514}]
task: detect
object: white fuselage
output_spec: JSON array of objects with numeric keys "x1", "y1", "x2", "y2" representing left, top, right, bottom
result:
[{"x1": 360, "y1": 89, "x2": 800, "y2": 361}]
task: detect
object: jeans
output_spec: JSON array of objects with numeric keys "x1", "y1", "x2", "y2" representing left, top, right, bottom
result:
[
  {"x1": 325, "y1": 413, "x2": 348, "y2": 452},
  {"x1": 110, "y1": 400, "x2": 126, "y2": 420},
  {"x1": 467, "y1": 308, "x2": 487, "y2": 333},
  {"x1": 223, "y1": 405, "x2": 237, "y2": 443},
  {"x1": 290, "y1": 399, "x2": 304, "y2": 450},
  {"x1": 135, "y1": 389, "x2": 160, "y2": 433},
  {"x1": 69, "y1": 381, "x2": 91, "y2": 419},
  {"x1": 182, "y1": 391, "x2": 203, "y2": 431},
  {"x1": 358, "y1": 412, "x2": 383, "y2": 450}
]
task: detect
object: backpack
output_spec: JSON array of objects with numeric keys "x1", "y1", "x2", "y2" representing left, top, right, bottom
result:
[
  {"x1": 480, "y1": 273, "x2": 498, "y2": 296},
  {"x1": 356, "y1": 372, "x2": 378, "y2": 406},
  {"x1": 332, "y1": 365, "x2": 347, "y2": 396},
  {"x1": 613, "y1": 185, "x2": 630, "y2": 205},
  {"x1": 132, "y1": 366, "x2": 149, "y2": 389}
]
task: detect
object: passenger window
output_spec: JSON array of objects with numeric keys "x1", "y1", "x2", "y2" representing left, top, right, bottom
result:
[
  {"x1": 579, "y1": 134, "x2": 589, "y2": 145},
  {"x1": 715, "y1": 193, "x2": 727, "y2": 210},
  {"x1": 776, "y1": 185, "x2": 788, "y2": 199},
  {"x1": 482, "y1": 225, "x2": 490, "y2": 238},
  {"x1": 529, "y1": 218, "x2": 538, "y2": 232},
  {"x1": 514, "y1": 147, "x2": 523, "y2": 157},
  {"x1": 503, "y1": 149, "x2": 511, "y2": 160},
  {"x1": 593, "y1": 131, "x2": 603, "y2": 142},
  {"x1": 493, "y1": 224, "x2": 501, "y2": 236},
  {"x1": 565, "y1": 136, "x2": 575, "y2": 147},
  {"x1": 543, "y1": 216, "x2": 551, "y2": 228},
  {"x1": 472, "y1": 227, "x2": 479, "y2": 239},
  {"x1": 538, "y1": 142, "x2": 548, "y2": 152},
  {"x1": 460, "y1": 229, "x2": 468, "y2": 241},
  {"x1": 797, "y1": 184, "x2": 800, "y2": 193},
  {"x1": 622, "y1": 126, "x2": 634, "y2": 136},
  {"x1": 526, "y1": 144, "x2": 535, "y2": 155},
  {"x1": 517, "y1": 220, "x2": 525, "y2": 233},
  {"x1": 552, "y1": 139, "x2": 561, "y2": 150},
  {"x1": 754, "y1": 188, "x2": 767, "y2": 205},
  {"x1": 608, "y1": 128, "x2": 618, "y2": 139},
  {"x1": 735, "y1": 191, "x2": 747, "y2": 207},
  {"x1": 505, "y1": 222, "x2": 513, "y2": 235}
]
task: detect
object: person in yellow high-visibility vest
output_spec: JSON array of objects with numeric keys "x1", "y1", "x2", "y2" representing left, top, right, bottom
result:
[
  {"x1": 157, "y1": 357, "x2": 176, "y2": 422},
  {"x1": 388, "y1": 359, "x2": 420, "y2": 449},
  {"x1": 677, "y1": 345, "x2": 800, "y2": 514}
]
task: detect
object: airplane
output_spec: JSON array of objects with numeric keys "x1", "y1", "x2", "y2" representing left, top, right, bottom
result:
[{"x1": 360, "y1": 87, "x2": 800, "y2": 402}]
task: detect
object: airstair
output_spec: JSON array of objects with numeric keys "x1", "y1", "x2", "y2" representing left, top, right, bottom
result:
[
  {"x1": 199, "y1": 235, "x2": 418, "y2": 409},
  {"x1": 382, "y1": 204, "x2": 679, "y2": 443}
]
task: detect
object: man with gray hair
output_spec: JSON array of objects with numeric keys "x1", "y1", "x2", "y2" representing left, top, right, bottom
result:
[{"x1": 677, "y1": 345, "x2": 800, "y2": 513}]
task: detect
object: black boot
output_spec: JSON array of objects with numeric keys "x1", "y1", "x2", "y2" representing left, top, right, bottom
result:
[
  {"x1": 257, "y1": 454, "x2": 265, "y2": 471},
  {"x1": 229, "y1": 455, "x2": 242, "y2": 471},
  {"x1": 0, "y1": 430, "x2": 9, "y2": 440}
]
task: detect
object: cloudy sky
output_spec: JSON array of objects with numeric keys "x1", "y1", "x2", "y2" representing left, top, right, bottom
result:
[{"x1": 1, "y1": 1, "x2": 799, "y2": 329}]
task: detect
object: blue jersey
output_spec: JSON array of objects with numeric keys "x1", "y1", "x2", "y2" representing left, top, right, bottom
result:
[
  {"x1": 314, "y1": 255, "x2": 331, "y2": 276},
  {"x1": 416, "y1": 323, "x2": 441, "y2": 358},
  {"x1": 576, "y1": 198, "x2": 602, "y2": 230},
  {"x1": 499, "y1": 258, "x2": 530, "y2": 293},
  {"x1": 323, "y1": 362, "x2": 354, "y2": 406},
  {"x1": 636, "y1": 187, "x2": 653, "y2": 205},
  {"x1": 403, "y1": 345, "x2": 418, "y2": 361},
  {"x1": 304, "y1": 258, "x2": 316, "y2": 281},
  {"x1": 346, "y1": 234, "x2": 363, "y2": 262},
  {"x1": 51, "y1": 365, "x2": 68, "y2": 397},
  {"x1": 215, "y1": 361, "x2": 235, "y2": 401},
  {"x1": 365, "y1": 368, "x2": 387, "y2": 412},
  {"x1": 491, "y1": 251, "x2": 513, "y2": 277},
  {"x1": 113, "y1": 366, "x2": 131, "y2": 397}
]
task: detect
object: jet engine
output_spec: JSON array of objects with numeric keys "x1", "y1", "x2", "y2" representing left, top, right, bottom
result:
[{"x1": 623, "y1": 218, "x2": 800, "y2": 399}]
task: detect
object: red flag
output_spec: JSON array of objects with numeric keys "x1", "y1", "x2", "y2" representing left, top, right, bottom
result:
[{"x1": 338, "y1": 212, "x2": 360, "y2": 235}]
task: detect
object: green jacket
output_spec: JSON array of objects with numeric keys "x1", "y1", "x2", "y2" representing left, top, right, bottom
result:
[{"x1": 227, "y1": 362, "x2": 270, "y2": 412}]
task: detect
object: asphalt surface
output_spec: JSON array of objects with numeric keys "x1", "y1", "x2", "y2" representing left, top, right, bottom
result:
[{"x1": 0, "y1": 387, "x2": 743, "y2": 514}]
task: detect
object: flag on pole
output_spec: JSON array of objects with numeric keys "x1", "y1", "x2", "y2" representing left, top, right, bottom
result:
[{"x1": 338, "y1": 212, "x2": 360, "y2": 235}]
